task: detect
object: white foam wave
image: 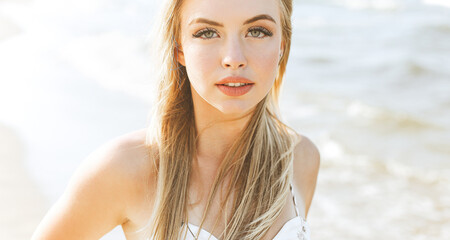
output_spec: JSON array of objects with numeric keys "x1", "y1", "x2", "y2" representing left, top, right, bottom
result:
[
  {"x1": 346, "y1": 100, "x2": 442, "y2": 130},
  {"x1": 315, "y1": 130, "x2": 450, "y2": 185},
  {"x1": 331, "y1": 0, "x2": 402, "y2": 10},
  {"x1": 423, "y1": 0, "x2": 450, "y2": 8}
]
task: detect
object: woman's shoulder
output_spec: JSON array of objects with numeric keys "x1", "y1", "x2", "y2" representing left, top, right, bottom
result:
[
  {"x1": 86, "y1": 128, "x2": 156, "y2": 187},
  {"x1": 291, "y1": 132, "x2": 320, "y2": 171},
  {"x1": 101, "y1": 128, "x2": 156, "y2": 175},
  {"x1": 79, "y1": 128, "x2": 157, "y2": 227},
  {"x1": 31, "y1": 129, "x2": 156, "y2": 239},
  {"x1": 98, "y1": 128, "x2": 158, "y2": 222},
  {"x1": 290, "y1": 132, "x2": 321, "y2": 219}
]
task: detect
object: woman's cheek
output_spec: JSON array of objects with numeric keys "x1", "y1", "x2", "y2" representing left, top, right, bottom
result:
[
  {"x1": 187, "y1": 44, "x2": 210, "y2": 65},
  {"x1": 255, "y1": 50, "x2": 279, "y2": 78},
  {"x1": 184, "y1": 47, "x2": 217, "y2": 88},
  {"x1": 253, "y1": 47, "x2": 279, "y2": 94},
  {"x1": 250, "y1": 41, "x2": 279, "y2": 66}
]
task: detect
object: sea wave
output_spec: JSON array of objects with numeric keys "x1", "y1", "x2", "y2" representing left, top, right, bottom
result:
[
  {"x1": 331, "y1": 0, "x2": 403, "y2": 10},
  {"x1": 346, "y1": 101, "x2": 443, "y2": 130},
  {"x1": 423, "y1": 0, "x2": 450, "y2": 8},
  {"x1": 317, "y1": 132, "x2": 450, "y2": 185}
]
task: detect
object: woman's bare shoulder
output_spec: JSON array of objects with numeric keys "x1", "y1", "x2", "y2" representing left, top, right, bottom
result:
[
  {"x1": 87, "y1": 128, "x2": 156, "y2": 187},
  {"x1": 292, "y1": 132, "x2": 320, "y2": 171},
  {"x1": 31, "y1": 128, "x2": 157, "y2": 239},
  {"x1": 79, "y1": 128, "x2": 158, "y2": 221},
  {"x1": 101, "y1": 128, "x2": 158, "y2": 221},
  {"x1": 290, "y1": 132, "x2": 321, "y2": 219},
  {"x1": 104, "y1": 128, "x2": 156, "y2": 176},
  {"x1": 83, "y1": 128, "x2": 159, "y2": 230}
]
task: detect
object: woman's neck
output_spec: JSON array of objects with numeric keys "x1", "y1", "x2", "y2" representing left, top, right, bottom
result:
[{"x1": 192, "y1": 92, "x2": 254, "y2": 168}]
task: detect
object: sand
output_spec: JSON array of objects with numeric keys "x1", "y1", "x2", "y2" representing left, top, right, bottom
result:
[{"x1": 0, "y1": 123, "x2": 50, "y2": 239}]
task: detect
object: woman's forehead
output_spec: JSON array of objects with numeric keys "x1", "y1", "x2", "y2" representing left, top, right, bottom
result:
[{"x1": 180, "y1": 0, "x2": 280, "y2": 26}]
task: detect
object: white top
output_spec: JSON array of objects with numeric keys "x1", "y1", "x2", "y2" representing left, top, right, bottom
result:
[{"x1": 181, "y1": 183, "x2": 311, "y2": 240}]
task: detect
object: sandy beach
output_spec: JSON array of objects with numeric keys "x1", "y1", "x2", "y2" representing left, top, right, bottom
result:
[{"x1": 0, "y1": 123, "x2": 50, "y2": 239}]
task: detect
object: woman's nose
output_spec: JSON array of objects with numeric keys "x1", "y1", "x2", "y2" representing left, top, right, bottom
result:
[{"x1": 221, "y1": 38, "x2": 247, "y2": 70}]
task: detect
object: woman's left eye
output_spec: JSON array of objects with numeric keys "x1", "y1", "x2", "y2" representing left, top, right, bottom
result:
[{"x1": 247, "y1": 27, "x2": 273, "y2": 38}]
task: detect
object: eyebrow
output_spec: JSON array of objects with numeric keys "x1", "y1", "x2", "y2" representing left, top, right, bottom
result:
[{"x1": 188, "y1": 14, "x2": 276, "y2": 27}]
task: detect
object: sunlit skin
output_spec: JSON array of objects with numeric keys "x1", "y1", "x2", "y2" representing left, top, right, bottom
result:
[{"x1": 176, "y1": 0, "x2": 284, "y2": 169}]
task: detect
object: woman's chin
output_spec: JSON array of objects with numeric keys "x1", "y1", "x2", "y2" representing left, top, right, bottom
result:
[{"x1": 216, "y1": 104, "x2": 256, "y2": 117}]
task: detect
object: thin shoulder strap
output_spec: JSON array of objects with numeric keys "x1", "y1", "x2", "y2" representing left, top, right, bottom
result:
[
  {"x1": 182, "y1": 221, "x2": 198, "y2": 239},
  {"x1": 289, "y1": 183, "x2": 300, "y2": 217}
]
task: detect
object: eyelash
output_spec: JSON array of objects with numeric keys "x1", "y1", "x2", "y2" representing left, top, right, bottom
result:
[{"x1": 192, "y1": 26, "x2": 273, "y2": 39}]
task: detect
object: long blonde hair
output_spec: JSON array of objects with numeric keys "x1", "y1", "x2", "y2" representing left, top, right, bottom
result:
[{"x1": 142, "y1": 0, "x2": 300, "y2": 239}]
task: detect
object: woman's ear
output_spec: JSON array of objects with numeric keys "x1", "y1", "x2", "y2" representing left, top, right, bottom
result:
[{"x1": 175, "y1": 46, "x2": 186, "y2": 66}]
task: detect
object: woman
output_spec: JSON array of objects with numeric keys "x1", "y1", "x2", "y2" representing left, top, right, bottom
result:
[{"x1": 31, "y1": 0, "x2": 320, "y2": 239}]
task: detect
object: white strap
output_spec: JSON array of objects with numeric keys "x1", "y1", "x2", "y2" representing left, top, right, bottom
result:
[{"x1": 289, "y1": 183, "x2": 300, "y2": 217}]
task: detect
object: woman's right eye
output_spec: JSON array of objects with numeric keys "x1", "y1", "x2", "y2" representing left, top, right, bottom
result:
[{"x1": 192, "y1": 28, "x2": 219, "y2": 39}]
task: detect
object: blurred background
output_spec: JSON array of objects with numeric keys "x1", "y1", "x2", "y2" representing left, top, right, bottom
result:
[{"x1": 0, "y1": 0, "x2": 449, "y2": 239}]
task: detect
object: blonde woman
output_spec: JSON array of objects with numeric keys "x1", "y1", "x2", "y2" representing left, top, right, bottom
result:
[{"x1": 31, "y1": 0, "x2": 320, "y2": 239}]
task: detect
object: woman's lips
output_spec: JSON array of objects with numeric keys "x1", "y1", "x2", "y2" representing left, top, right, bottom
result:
[
  {"x1": 216, "y1": 76, "x2": 254, "y2": 85},
  {"x1": 216, "y1": 84, "x2": 254, "y2": 96}
]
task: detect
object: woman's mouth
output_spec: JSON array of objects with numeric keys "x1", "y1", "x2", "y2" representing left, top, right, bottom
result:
[{"x1": 216, "y1": 83, "x2": 254, "y2": 96}]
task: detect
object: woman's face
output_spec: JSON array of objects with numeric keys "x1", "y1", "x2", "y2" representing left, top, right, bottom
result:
[{"x1": 176, "y1": 0, "x2": 284, "y2": 116}]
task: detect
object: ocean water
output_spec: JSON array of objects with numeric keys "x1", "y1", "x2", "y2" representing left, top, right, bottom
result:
[
  {"x1": 0, "y1": 0, "x2": 449, "y2": 239},
  {"x1": 282, "y1": 0, "x2": 450, "y2": 239}
]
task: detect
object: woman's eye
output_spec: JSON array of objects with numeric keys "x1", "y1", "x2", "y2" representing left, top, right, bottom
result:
[
  {"x1": 247, "y1": 27, "x2": 273, "y2": 38},
  {"x1": 204, "y1": 31, "x2": 216, "y2": 38},
  {"x1": 249, "y1": 29, "x2": 262, "y2": 38},
  {"x1": 193, "y1": 28, "x2": 218, "y2": 39}
]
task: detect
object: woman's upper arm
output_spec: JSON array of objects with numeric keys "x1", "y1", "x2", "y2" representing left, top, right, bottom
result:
[{"x1": 31, "y1": 138, "x2": 137, "y2": 240}]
